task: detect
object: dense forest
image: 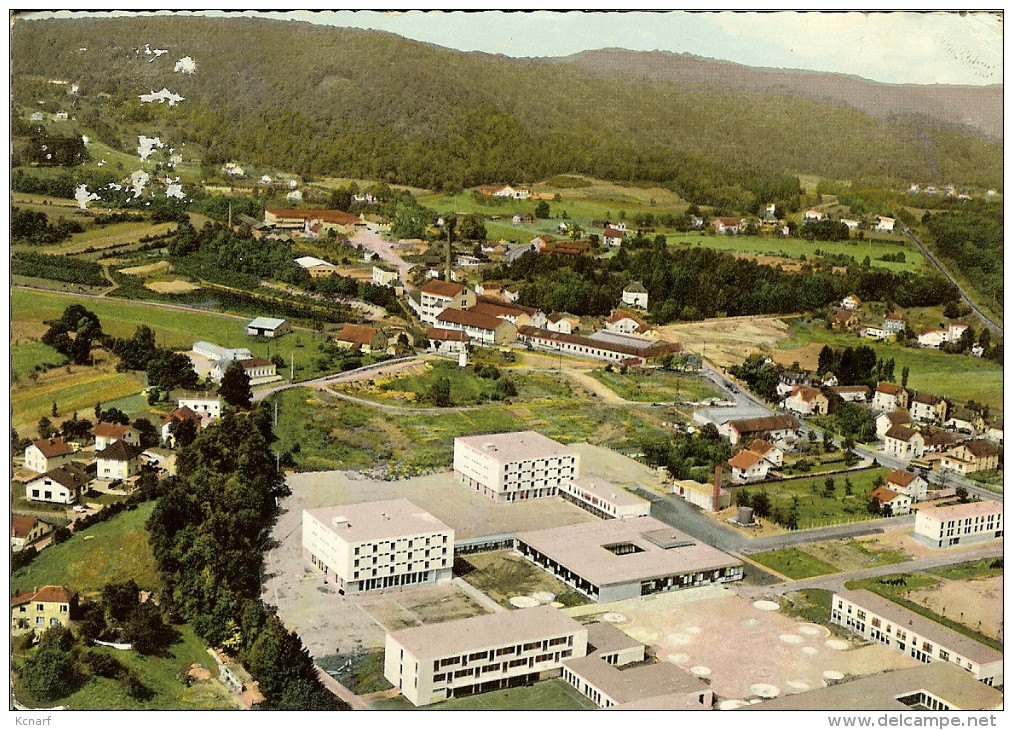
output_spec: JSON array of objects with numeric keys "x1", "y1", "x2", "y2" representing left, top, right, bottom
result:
[
  {"x1": 10, "y1": 16, "x2": 1002, "y2": 202},
  {"x1": 492, "y1": 246, "x2": 958, "y2": 322},
  {"x1": 922, "y1": 203, "x2": 1003, "y2": 314}
]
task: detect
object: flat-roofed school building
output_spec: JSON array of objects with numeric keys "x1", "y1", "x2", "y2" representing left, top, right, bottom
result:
[
  {"x1": 302, "y1": 499, "x2": 454, "y2": 594},
  {"x1": 831, "y1": 589, "x2": 1003, "y2": 688},
  {"x1": 453, "y1": 431, "x2": 578, "y2": 502},
  {"x1": 913, "y1": 501, "x2": 1003, "y2": 548},
  {"x1": 557, "y1": 477, "x2": 650, "y2": 519},
  {"x1": 514, "y1": 517, "x2": 743, "y2": 603},
  {"x1": 384, "y1": 605, "x2": 588, "y2": 706}
]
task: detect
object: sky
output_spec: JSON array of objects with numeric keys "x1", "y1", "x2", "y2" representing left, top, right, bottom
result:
[{"x1": 26, "y1": 9, "x2": 1003, "y2": 86}]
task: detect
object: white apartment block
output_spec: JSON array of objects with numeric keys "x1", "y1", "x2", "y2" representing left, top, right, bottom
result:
[
  {"x1": 832, "y1": 590, "x2": 1003, "y2": 688},
  {"x1": 384, "y1": 605, "x2": 588, "y2": 706},
  {"x1": 453, "y1": 431, "x2": 578, "y2": 502},
  {"x1": 557, "y1": 478, "x2": 650, "y2": 519},
  {"x1": 914, "y1": 501, "x2": 1003, "y2": 549},
  {"x1": 303, "y1": 500, "x2": 454, "y2": 594}
]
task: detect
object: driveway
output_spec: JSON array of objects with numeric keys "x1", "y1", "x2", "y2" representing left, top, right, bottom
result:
[{"x1": 350, "y1": 228, "x2": 414, "y2": 287}]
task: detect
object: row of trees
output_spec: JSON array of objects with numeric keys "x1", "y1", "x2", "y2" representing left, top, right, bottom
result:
[{"x1": 12, "y1": 207, "x2": 85, "y2": 246}]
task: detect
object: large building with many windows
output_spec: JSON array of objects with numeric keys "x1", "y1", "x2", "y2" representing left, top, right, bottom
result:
[
  {"x1": 384, "y1": 605, "x2": 588, "y2": 706},
  {"x1": 831, "y1": 589, "x2": 1002, "y2": 688},
  {"x1": 514, "y1": 517, "x2": 743, "y2": 603},
  {"x1": 913, "y1": 501, "x2": 1003, "y2": 548},
  {"x1": 302, "y1": 500, "x2": 454, "y2": 594},
  {"x1": 453, "y1": 431, "x2": 578, "y2": 502}
]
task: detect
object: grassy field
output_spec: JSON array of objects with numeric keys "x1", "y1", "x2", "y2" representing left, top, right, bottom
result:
[
  {"x1": 664, "y1": 232, "x2": 922, "y2": 273},
  {"x1": 11, "y1": 341, "x2": 67, "y2": 378},
  {"x1": 336, "y1": 360, "x2": 579, "y2": 407},
  {"x1": 371, "y1": 678, "x2": 597, "y2": 711},
  {"x1": 748, "y1": 548, "x2": 839, "y2": 579},
  {"x1": 25, "y1": 221, "x2": 176, "y2": 256},
  {"x1": 458, "y1": 550, "x2": 589, "y2": 608},
  {"x1": 776, "y1": 321, "x2": 1003, "y2": 415},
  {"x1": 845, "y1": 573, "x2": 1003, "y2": 652},
  {"x1": 11, "y1": 501, "x2": 159, "y2": 598},
  {"x1": 747, "y1": 467, "x2": 893, "y2": 530},
  {"x1": 270, "y1": 386, "x2": 668, "y2": 475},
  {"x1": 587, "y1": 368, "x2": 724, "y2": 403},
  {"x1": 927, "y1": 557, "x2": 1004, "y2": 581},
  {"x1": 780, "y1": 589, "x2": 834, "y2": 624},
  {"x1": 12, "y1": 366, "x2": 147, "y2": 431},
  {"x1": 56, "y1": 625, "x2": 237, "y2": 710}
]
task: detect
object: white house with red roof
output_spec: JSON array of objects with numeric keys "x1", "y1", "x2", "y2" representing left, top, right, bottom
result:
[
  {"x1": 840, "y1": 294, "x2": 862, "y2": 310},
  {"x1": 885, "y1": 469, "x2": 928, "y2": 501},
  {"x1": 874, "y1": 215, "x2": 895, "y2": 232},
  {"x1": 883, "y1": 312, "x2": 905, "y2": 334},
  {"x1": 872, "y1": 382, "x2": 908, "y2": 412},
  {"x1": 24, "y1": 437, "x2": 75, "y2": 474},
  {"x1": 94, "y1": 422, "x2": 139, "y2": 451},
  {"x1": 602, "y1": 228, "x2": 625, "y2": 248},
  {"x1": 869, "y1": 486, "x2": 911, "y2": 516},
  {"x1": 883, "y1": 425, "x2": 925, "y2": 460},
  {"x1": 25, "y1": 464, "x2": 90, "y2": 504},
  {"x1": 784, "y1": 385, "x2": 829, "y2": 417},
  {"x1": 419, "y1": 279, "x2": 476, "y2": 325},
  {"x1": 713, "y1": 218, "x2": 742, "y2": 234},
  {"x1": 603, "y1": 310, "x2": 654, "y2": 337},
  {"x1": 727, "y1": 450, "x2": 770, "y2": 484},
  {"x1": 11, "y1": 586, "x2": 70, "y2": 636},
  {"x1": 425, "y1": 327, "x2": 469, "y2": 356}
]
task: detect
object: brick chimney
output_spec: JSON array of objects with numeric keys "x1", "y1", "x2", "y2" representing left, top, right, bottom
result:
[{"x1": 712, "y1": 464, "x2": 723, "y2": 513}]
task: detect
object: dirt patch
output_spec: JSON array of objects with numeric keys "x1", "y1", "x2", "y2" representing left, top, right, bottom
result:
[
  {"x1": 734, "y1": 254, "x2": 804, "y2": 272},
  {"x1": 145, "y1": 279, "x2": 198, "y2": 294},
  {"x1": 119, "y1": 261, "x2": 171, "y2": 276},
  {"x1": 657, "y1": 316, "x2": 792, "y2": 370},
  {"x1": 769, "y1": 343, "x2": 824, "y2": 372},
  {"x1": 905, "y1": 575, "x2": 1003, "y2": 641},
  {"x1": 11, "y1": 320, "x2": 51, "y2": 344},
  {"x1": 188, "y1": 664, "x2": 211, "y2": 682}
]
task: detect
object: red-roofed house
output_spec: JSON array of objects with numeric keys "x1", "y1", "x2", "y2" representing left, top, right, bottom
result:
[
  {"x1": 419, "y1": 279, "x2": 475, "y2": 325},
  {"x1": 748, "y1": 439, "x2": 783, "y2": 467},
  {"x1": 910, "y1": 392, "x2": 948, "y2": 424},
  {"x1": 426, "y1": 327, "x2": 469, "y2": 356},
  {"x1": 872, "y1": 382, "x2": 909, "y2": 412},
  {"x1": 784, "y1": 385, "x2": 829, "y2": 417},
  {"x1": 939, "y1": 440, "x2": 1001, "y2": 475},
  {"x1": 11, "y1": 516, "x2": 52, "y2": 552},
  {"x1": 885, "y1": 469, "x2": 928, "y2": 501},
  {"x1": 869, "y1": 486, "x2": 911, "y2": 516},
  {"x1": 721, "y1": 415, "x2": 800, "y2": 446},
  {"x1": 875, "y1": 409, "x2": 911, "y2": 439},
  {"x1": 831, "y1": 309, "x2": 859, "y2": 331},
  {"x1": 883, "y1": 312, "x2": 905, "y2": 334},
  {"x1": 840, "y1": 294, "x2": 862, "y2": 310},
  {"x1": 94, "y1": 422, "x2": 140, "y2": 451},
  {"x1": 883, "y1": 426, "x2": 925, "y2": 460},
  {"x1": 603, "y1": 228, "x2": 625, "y2": 247},
  {"x1": 160, "y1": 406, "x2": 205, "y2": 446},
  {"x1": 728, "y1": 449, "x2": 770, "y2": 483},
  {"x1": 11, "y1": 586, "x2": 70, "y2": 636},
  {"x1": 604, "y1": 310, "x2": 655, "y2": 337},
  {"x1": 436, "y1": 308, "x2": 517, "y2": 346},
  {"x1": 24, "y1": 437, "x2": 75, "y2": 474},
  {"x1": 713, "y1": 218, "x2": 742, "y2": 234},
  {"x1": 25, "y1": 465, "x2": 90, "y2": 505},
  {"x1": 334, "y1": 324, "x2": 384, "y2": 354}
]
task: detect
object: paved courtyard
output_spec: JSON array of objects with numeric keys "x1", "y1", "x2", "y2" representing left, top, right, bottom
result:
[{"x1": 566, "y1": 585, "x2": 918, "y2": 702}]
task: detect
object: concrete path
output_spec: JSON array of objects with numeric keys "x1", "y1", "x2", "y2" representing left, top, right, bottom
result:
[
  {"x1": 252, "y1": 356, "x2": 421, "y2": 402},
  {"x1": 314, "y1": 663, "x2": 369, "y2": 710},
  {"x1": 452, "y1": 577, "x2": 506, "y2": 613}
]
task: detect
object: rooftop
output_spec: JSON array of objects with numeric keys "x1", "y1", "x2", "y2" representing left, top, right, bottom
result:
[
  {"x1": 563, "y1": 654, "x2": 707, "y2": 705},
  {"x1": 12, "y1": 516, "x2": 42, "y2": 538},
  {"x1": 425, "y1": 327, "x2": 468, "y2": 342},
  {"x1": 727, "y1": 415, "x2": 799, "y2": 435},
  {"x1": 835, "y1": 590, "x2": 1002, "y2": 666},
  {"x1": 335, "y1": 323, "x2": 378, "y2": 348},
  {"x1": 886, "y1": 469, "x2": 920, "y2": 487},
  {"x1": 623, "y1": 281, "x2": 647, "y2": 294},
  {"x1": 388, "y1": 605, "x2": 583, "y2": 659},
  {"x1": 436, "y1": 307, "x2": 507, "y2": 331},
  {"x1": 12, "y1": 585, "x2": 70, "y2": 607},
  {"x1": 29, "y1": 464, "x2": 90, "y2": 491},
  {"x1": 959, "y1": 439, "x2": 1000, "y2": 458},
  {"x1": 728, "y1": 450, "x2": 763, "y2": 470},
  {"x1": 885, "y1": 425, "x2": 920, "y2": 441},
  {"x1": 587, "y1": 330, "x2": 657, "y2": 350},
  {"x1": 294, "y1": 255, "x2": 334, "y2": 269},
  {"x1": 266, "y1": 208, "x2": 360, "y2": 226},
  {"x1": 247, "y1": 316, "x2": 287, "y2": 330},
  {"x1": 305, "y1": 499, "x2": 453, "y2": 544},
  {"x1": 518, "y1": 326, "x2": 679, "y2": 359},
  {"x1": 515, "y1": 517, "x2": 740, "y2": 587},
  {"x1": 94, "y1": 422, "x2": 131, "y2": 439},
  {"x1": 30, "y1": 437, "x2": 73, "y2": 458},
  {"x1": 455, "y1": 430, "x2": 574, "y2": 464},
  {"x1": 869, "y1": 486, "x2": 903, "y2": 503},
  {"x1": 876, "y1": 382, "x2": 905, "y2": 395},
  {"x1": 421, "y1": 279, "x2": 466, "y2": 298},
  {"x1": 95, "y1": 440, "x2": 144, "y2": 462},
  {"x1": 917, "y1": 500, "x2": 1002, "y2": 522},
  {"x1": 565, "y1": 478, "x2": 650, "y2": 508}
]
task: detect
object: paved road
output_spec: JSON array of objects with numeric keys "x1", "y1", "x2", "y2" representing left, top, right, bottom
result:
[
  {"x1": 851, "y1": 441, "x2": 1001, "y2": 504},
  {"x1": 252, "y1": 356, "x2": 421, "y2": 402},
  {"x1": 350, "y1": 227, "x2": 414, "y2": 288},
  {"x1": 901, "y1": 226, "x2": 1001, "y2": 336},
  {"x1": 737, "y1": 542, "x2": 1003, "y2": 599}
]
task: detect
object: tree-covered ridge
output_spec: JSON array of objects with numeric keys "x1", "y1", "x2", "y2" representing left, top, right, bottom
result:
[
  {"x1": 923, "y1": 203, "x2": 1003, "y2": 313},
  {"x1": 493, "y1": 245, "x2": 958, "y2": 322},
  {"x1": 11, "y1": 16, "x2": 1002, "y2": 197}
]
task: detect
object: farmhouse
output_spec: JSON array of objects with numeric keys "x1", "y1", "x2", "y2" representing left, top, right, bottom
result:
[
  {"x1": 868, "y1": 486, "x2": 911, "y2": 515},
  {"x1": 831, "y1": 589, "x2": 1002, "y2": 687},
  {"x1": 727, "y1": 449, "x2": 770, "y2": 484},
  {"x1": 910, "y1": 392, "x2": 948, "y2": 424},
  {"x1": 11, "y1": 516, "x2": 52, "y2": 552},
  {"x1": 25, "y1": 465, "x2": 90, "y2": 504},
  {"x1": 425, "y1": 327, "x2": 468, "y2": 356},
  {"x1": 883, "y1": 425, "x2": 925, "y2": 460},
  {"x1": 246, "y1": 317, "x2": 289, "y2": 339},
  {"x1": 514, "y1": 517, "x2": 743, "y2": 603},
  {"x1": 384, "y1": 606, "x2": 586, "y2": 707},
  {"x1": 334, "y1": 323, "x2": 383, "y2": 354},
  {"x1": 303, "y1": 499, "x2": 454, "y2": 594},
  {"x1": 885, "y1": 469, "x2": 928, "y2": 501},
  {"x1": 621, "y1": 282, "x2": 648, "y2": 310},
  {"x1": 830, "y1": 309, "x2": 859, "y2": 331},
  {"x1": 872, "y1": 382, "x2": 909, "y2": 412},
  {"x1": 884, "y1": 312, "x2": 906, "y2": 333},
  {"x1": 784, "y1": 385, "x2": 828, "y2": 417},
  {"x1": 24, "y1": 437, "x2": 76, "y2": 474},
  {"x1": 96, "y1": 440, "x2": 144, "y2": 481},
  {"x1": 93, "y1": 422, "x2": 140, "y2": 451},
  {"x1": 914, "y1": 501, "x2": 1003, "y2": 549},
  {"x1": 557, "y1": 478, "x2": 651, "y2": 520},
  {"x1": 713, "y1": 218, "x2": 742, "y2": 234},
  {"x1": 453, "y1": 430, "x2": 578, "y2": 502},
  {"x1": 602, "y1": 228, "x2": 625, "y2": 247},
  {"x1": 720, "y1": 415, "x2": 799, "y2": 446},
  {"x1": 516, "y1": 326, "x2": 680, "y2": 365},
  {"x1": 11, "y1": 586, "x2": 71, "y2": 636}
]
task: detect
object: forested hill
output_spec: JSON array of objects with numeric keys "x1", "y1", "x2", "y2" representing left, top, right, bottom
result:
[
  {"x1": 11, "y1": 16, "x2": 1002, "y2": 195},
  {"x1": 552, "y1": 49, "x2": 1003, "y2": 141}
]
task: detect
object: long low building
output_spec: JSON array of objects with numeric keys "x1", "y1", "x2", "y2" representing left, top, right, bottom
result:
[
  {"x1": 435, "y1": 308, "x2": 517, "y2": 346},
  {"x1": 914, "y1": 501, "x2": 1003, "y2": 548},
  {"x1": 384, "y1": 605, "x2": 588, "y2": 706},
  {"x1": 831, "y1": 589, "x2": 1003, "y2": 687},
  {"x1": 516, "y1": 325, "x2": 679, "y2": 364},
  {"x1": 514, "y1": 517, "x2": 743, "y2": 603},
  {"x1": 557, "y1": 478, "x2": 651, "y2": 519}
]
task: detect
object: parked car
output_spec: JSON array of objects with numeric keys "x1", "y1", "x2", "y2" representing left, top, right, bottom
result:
[{"x1": 72, "y1": 505, "x2": 87, "y2": 513}]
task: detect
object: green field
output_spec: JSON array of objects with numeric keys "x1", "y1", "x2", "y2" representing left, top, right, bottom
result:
[
  {"x1": 12, "y1": 501, "x2": 159, "y2": 597},
  {"x1": 55, "y1": 625, "x2": 237, "y2": 710},
  {"x1": 927, "y1": 557, "x2": 1004, "y2": 581},
  {"x1": 748, "y1": 548, "x2": 839, "y2": 579},
  {"x1": 747, "y1": 467, "x2": 893, "y2": 530},
  {"x1": 845, "y1": 573, "x2": 1003, "y2": 652},
  {"x1": 11, "y1": 341, "x2": 67, "y2": 378},
  {"x1": 12, "y1": 368, "x2": 148, "y2": 431},
  {"x1": 665, "y1": 232, "x2": 921, "y2": 273},
  {"x1": 780, "y1": 589, "x2": 834, "y2": 624},
  {"x1": 458, "y1": 550, "x2": 589, "y2": 608},
  {"x1": 23, "y1": 221, "x2": 175, "y2": 256},
  {"x1": 588, "y1": 368, "x2": 723, "y2": 403},
  {"x1": 777, "y1": 321, "x2": 1003, "y2": 416},
  {"x1": 371, "y1": 678, "x2": 597, "y2": 711}
]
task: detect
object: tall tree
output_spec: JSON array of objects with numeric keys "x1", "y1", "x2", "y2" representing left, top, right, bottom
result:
[{"x1": 219, "y1": 362, "x2": 253, "y2": 409}]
